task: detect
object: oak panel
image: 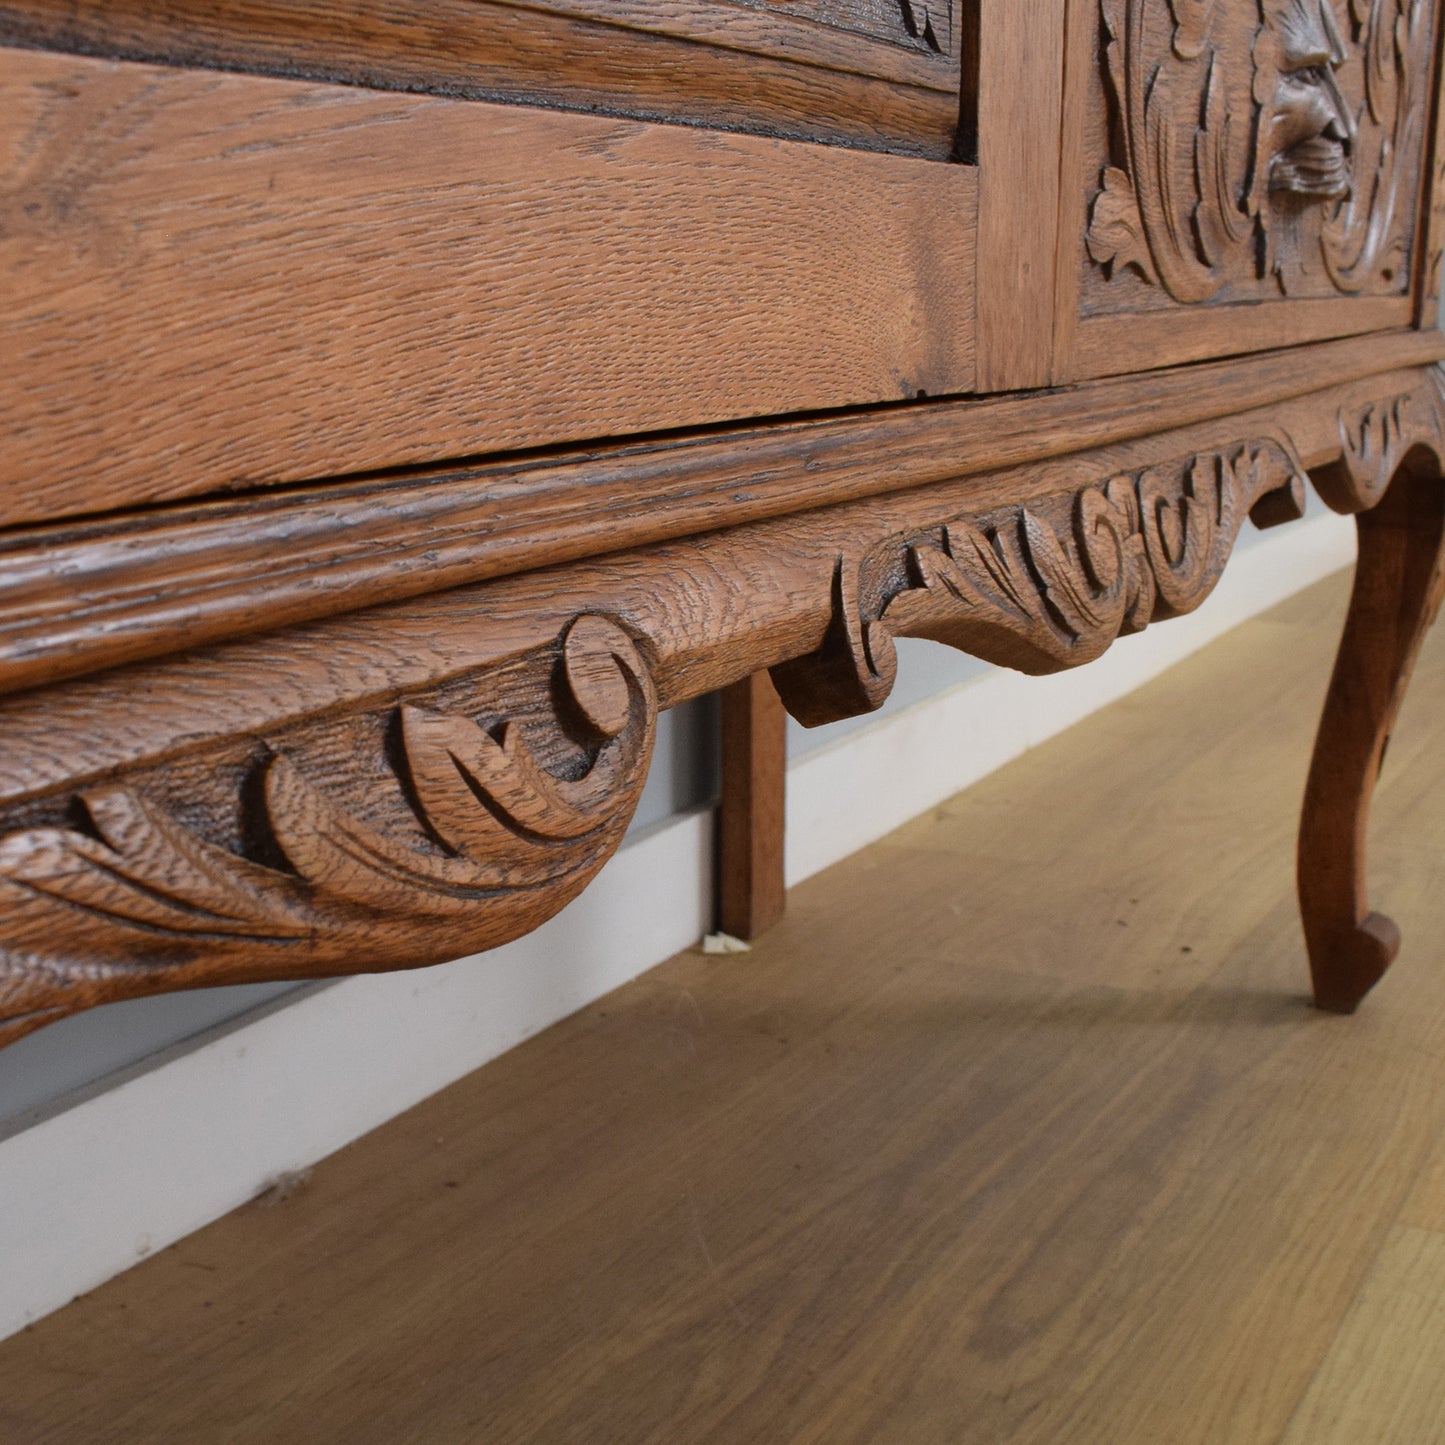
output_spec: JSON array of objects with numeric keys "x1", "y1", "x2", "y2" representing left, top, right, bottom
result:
[
  {"x1": 0, "y1": 0, "x2": 964, "y2": 158},
  {"x1": 0, "y1": 46, "x2": 977, "y2": 528},
  {"x1": 1055, "y1": 0, "x2": 1438, "y2": 380},
  {"x1": 1076, "y1": 0, "x2": 1434, "y2": 313},
  {"x1": 1072, "y1": 298, "x2": 1413, "y2": 380}
]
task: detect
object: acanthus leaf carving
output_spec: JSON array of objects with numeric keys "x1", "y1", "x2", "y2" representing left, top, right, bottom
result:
[
  {"x1": 774, "y1": 439, "x2": 1304, "y2": 725},
  {"x1": 5, "y1": 368, "x2": 1444, "y2": 1045},
  {"x1": 1086, "y1": 165, "x2": 1158, "y2": 285},
  {"x1": 776, "y1": 376, "x2": 1445, "y2": 735},
  {"x1": 0, "y1": 614, "x2": 657, "y2": 1044},
  {"x1": 1319, "y1": 0, "x2": 1429, "y2": 292}
]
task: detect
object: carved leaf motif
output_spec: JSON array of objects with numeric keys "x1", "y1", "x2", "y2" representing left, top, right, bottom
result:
[
  {"x1": 1301, "y1": 370, "x2": 1445, "y2": 513},
  {"x1": 401, "y1": 711, "x2": 582, "y2": 869},
  {"x1": 1139, "y1": 58, "x2": 1229, "y2": 302},
  {"x1": 942, "y1": 520, "x2": 1037, "y2": 619},
  {"x1": 1316, "y1": 393, "x2": 1416, "y2": 509},
  {"x1": 1321, "y1": 0, "x2": 1425, "y2": 292},
  {"x1": 0, "y1": 615, "x2": 658, "y2": 1040},
  {"x1": 1082, "y1": 480, "x2": 1156, "y2": 632},
  {"x1": 1140, "y1": 454, "x2": 1229, "y2": 614},
  {"x1": 0, "y1": 787, "x2": 313, "y2": 940},
  {"x1": 1099, "y1": 0, "x2": 1139, "y2": 179},
  {"x1": 1092, "y1": 0, "x2": 1237, "y2": 304},
  {"x1": 1022, "y1": 505, "x2": 1125, "y2": 637},
  {"x1": 1170, "y1": 0, "x2": 1218, "y2": 58},
  {"x1": 1195, "y1": 54, "x2": 1252, "y2": 256},
  {"x1": 1087, "y1": 166, "x2": 1157, "y2": 283},
  {"x1": 264, "y1": 754, "x2": 540, "y2": 912}
]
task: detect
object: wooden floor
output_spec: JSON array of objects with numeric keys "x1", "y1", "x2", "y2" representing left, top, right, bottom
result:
[{"x1": 5, "y1": 570, "x2": 1445, "y2": 1444}]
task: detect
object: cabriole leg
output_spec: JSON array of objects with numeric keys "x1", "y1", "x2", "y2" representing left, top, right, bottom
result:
[{"x1": 1300, "y1": 460, "x2": 1445, "y2": 1013}]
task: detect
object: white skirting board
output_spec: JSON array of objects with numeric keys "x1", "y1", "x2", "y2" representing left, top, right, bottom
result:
[{"x1": 0, "y1": 512, "x2": 1355, "y2": 1342}]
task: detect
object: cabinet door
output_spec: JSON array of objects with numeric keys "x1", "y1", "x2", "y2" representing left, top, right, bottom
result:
[{"x1": 1052, "y1": 0, "x2": 1441, "y2": 380}]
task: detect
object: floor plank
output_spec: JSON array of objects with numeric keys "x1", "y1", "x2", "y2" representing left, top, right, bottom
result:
[
  {"x1": 2, "y1": 568, "x2": 1445, "y2": 1444},
  {"x1": 1280, "y1": 1225, "x2": 1445, "y2": 1445}
]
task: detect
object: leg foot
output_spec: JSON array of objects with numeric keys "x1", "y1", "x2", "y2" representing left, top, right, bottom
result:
[{"x1": 1308, "y1": 912, "x2": 1400, "y2": 1015}]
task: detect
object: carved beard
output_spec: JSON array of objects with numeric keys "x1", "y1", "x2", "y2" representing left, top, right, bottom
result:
[{"x1": 1271, "y1": 133, "x2": 1352, "y2": 198}]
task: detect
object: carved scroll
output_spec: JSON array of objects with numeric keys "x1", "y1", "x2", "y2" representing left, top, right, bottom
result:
[
  {"x1": 1087, "y1": 0, "x2": 1433, "y2": 303},
  {"x1": 0, "y1": 615, "x2": 657, "y2": 1045},
  {"x1": 774, "y1": 440, "x2": 1306, "y2": 724}
]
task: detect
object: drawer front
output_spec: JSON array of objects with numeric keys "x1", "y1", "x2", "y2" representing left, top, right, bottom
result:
[{"x1": 1063, "y1": 0, "x2": 1439, "y2": 376}]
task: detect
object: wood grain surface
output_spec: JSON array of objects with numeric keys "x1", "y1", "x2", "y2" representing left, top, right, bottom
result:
[
  {"x1": 1, "y1": 328, "x2": 1438, "y2": 698},
  {"x1": 0, "y1": 44, "x2": 976, "y2": 527},
  {"x1": 3, "y1": 572, "x2": 1444, "y2": 1443},
  {"x1": 1279, "y1": 1225, "x2": 1445, "y2": 1444},
  {"x1": 1072, "y1": 299, "x2": 1416, "y2": 381},
  {"x1": 2, "y1": 364, "x2": 1435, "y2": 811},
  {"x1": 0, "y1": 0, "x2": 962, "y2": 157}
]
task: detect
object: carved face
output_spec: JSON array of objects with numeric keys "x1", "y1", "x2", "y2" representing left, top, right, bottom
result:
[
  {"x1": 1089, "y1": 0, "x2": 1418, "y2": 303},
  {"x1": 1255, "y1": 0, "x2": 1357, "y2": 202}
]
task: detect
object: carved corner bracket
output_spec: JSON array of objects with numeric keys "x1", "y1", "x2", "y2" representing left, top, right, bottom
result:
[{"x1": 1313, "y1": 363, "x2": 1445, "y2": 510}]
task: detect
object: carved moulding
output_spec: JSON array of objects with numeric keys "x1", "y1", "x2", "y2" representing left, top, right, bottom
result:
[
  {"x1": 1314, "y1": 363, "x2": 1445, "y2": 508},
  {"x1": 1, "y1": 370, "x2": 1442, "y2": 1045},
  {"x1": 1087, "y1": 0, "x2": 1434, "y2": 303},
  {"x1": 0, "y1": 329, "x2": 1437, "y2": 702}
]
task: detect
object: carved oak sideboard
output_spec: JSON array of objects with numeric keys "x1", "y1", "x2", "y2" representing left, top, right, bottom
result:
[{"x1": 0, "y1": 0, "x2": 1443, "y2": 1046}]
